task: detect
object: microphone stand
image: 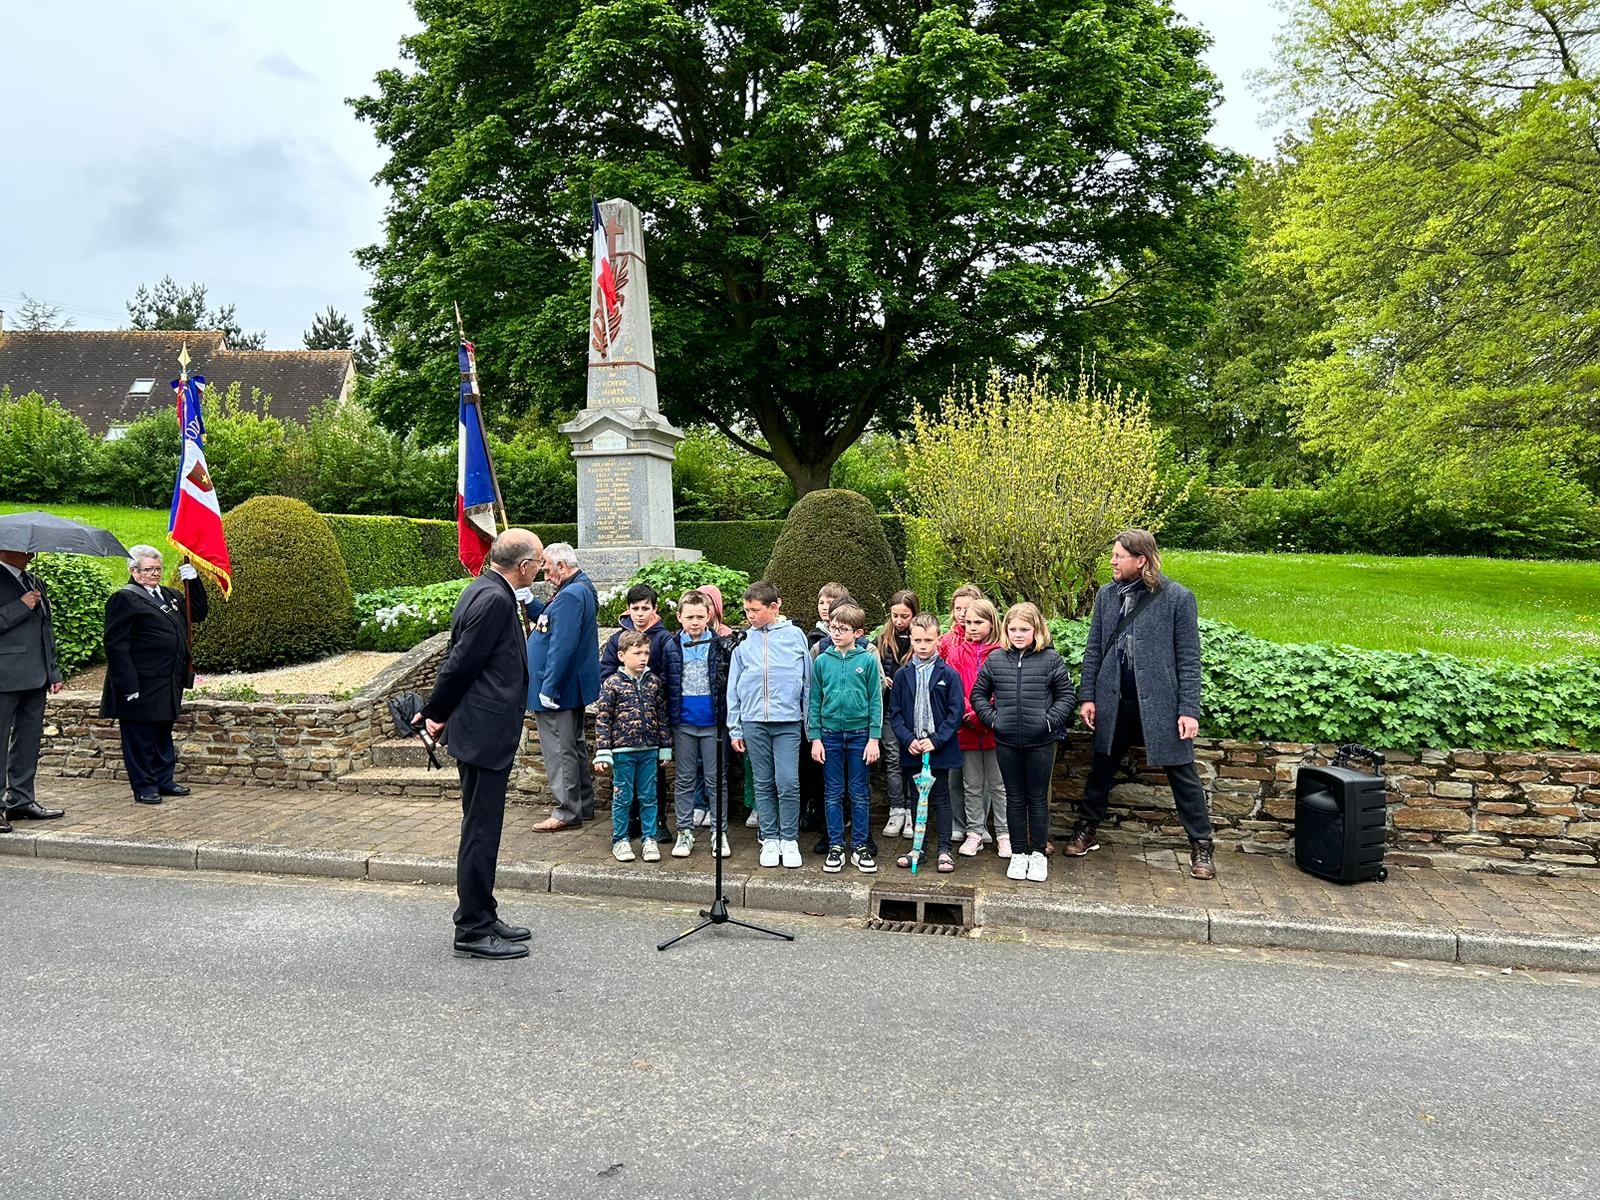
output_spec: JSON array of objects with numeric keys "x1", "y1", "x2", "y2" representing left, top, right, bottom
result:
[{"x1": 658, "y1": 629, "x2": 793, "y2": 951}]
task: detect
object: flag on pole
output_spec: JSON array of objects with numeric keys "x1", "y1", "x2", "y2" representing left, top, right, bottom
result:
[
  {"x1": 591, "y1": 198, "x2": 620, "y2": 357},
  {"x1": 168, "y1": 342, "x2": 232, "y2": 596},
  {"x1": 456, "y1": 338, "x2": 498, "y2": 575}
]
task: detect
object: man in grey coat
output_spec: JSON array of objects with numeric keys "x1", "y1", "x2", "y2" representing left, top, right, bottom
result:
[
  {"x1": 0, "y1": 549, "x2": 66, "y2": 833},
  {"x1": 1070, "y1": 529, "x2": 1215, "y2": 879}
]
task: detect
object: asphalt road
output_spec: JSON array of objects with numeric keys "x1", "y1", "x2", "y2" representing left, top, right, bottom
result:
[{"x1": 1, "y1": 859, "x2": 1595, "y2": 1200}]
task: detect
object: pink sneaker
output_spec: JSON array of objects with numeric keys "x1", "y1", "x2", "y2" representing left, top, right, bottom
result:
[
  {"x1": 958, "y1": 832, "x2": 982, "y2": 857},
  {"x1": 996, "y1": 835, "x2": 1012, "y2": 859}
]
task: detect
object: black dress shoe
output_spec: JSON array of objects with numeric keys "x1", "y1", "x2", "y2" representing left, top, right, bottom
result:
[
  {"x1": 9, "y1": 801, "x2": 63, "y2": 820},
  {"x1": 452, "y1": 934, "x2": 529, "y2": 960},
  {"x1": 0, "y1": 814, "x2": 12, "y2": 834},
  {"x1": 134, "y1": 793, "x2": 162, "y2": 806},
  {"x1": 492, "y1": 919, "x2": 531, "y2": 942},
  {"x1": 158, "y1": 785, "x2": 191, "y2": 797}
]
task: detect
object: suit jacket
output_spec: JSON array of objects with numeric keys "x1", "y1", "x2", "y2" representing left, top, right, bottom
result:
[
  {"x1": 1078, "y1": 579, "x2": 1202, "y2": 767},
  {"x1": 0, "y1": 565, "x2": 61, "y2": 693},
  {"x1": 100, "y1": 580, "x2": 208, "y2": 722},
  {"x1": 425, "y1": 570, "x2": 530, "y2": 771},
  {"x1": 525, "y1": 569, "x2": 600, "y2": 712}
]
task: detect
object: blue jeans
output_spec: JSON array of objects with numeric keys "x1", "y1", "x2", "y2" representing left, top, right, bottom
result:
[
  {"x1": 610, "y1": 748, "x2": 659, "y2": 842},
  {"x1": 743, "y1": 721, "x2": 800, "y2": 843},
  {"x1": 821, "y1": 729, "x2": 872, "y2": 850}
]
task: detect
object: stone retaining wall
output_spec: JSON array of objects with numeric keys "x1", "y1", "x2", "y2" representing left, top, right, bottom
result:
[{"x1": 1047, "y1": 743, "x2": 1600, "y2": 875}]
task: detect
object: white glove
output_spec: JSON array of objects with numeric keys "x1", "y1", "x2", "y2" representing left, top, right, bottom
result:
[
  {"x1": 126, "y1": 692, "x2": 140, "y2": 701},
  {"x1": 514, "y1": 587, "x2": 534, "y2": 604},
  {"x1": 178, "y1": 563, "x2": 198, "y2": 581},
  {"x1": 539, "y1": 693, "x2": 558, "y2": 711}
]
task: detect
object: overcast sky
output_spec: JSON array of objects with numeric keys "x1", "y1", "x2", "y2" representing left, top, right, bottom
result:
[{"x1": 0, "y1": 1, "x2": 1284, "y2": 350}]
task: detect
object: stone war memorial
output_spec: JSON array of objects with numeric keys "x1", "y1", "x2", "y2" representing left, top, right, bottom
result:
[{"x1": 560, "y1": 197, "x2": 700, "y2": 586}]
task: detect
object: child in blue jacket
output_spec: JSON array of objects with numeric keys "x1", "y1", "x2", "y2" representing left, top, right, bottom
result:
[{"x1": 889, "y1": 613, "x2": 965, "y2": 872}]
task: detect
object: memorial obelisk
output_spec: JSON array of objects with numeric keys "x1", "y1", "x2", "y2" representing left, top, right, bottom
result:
[{"x1": 560, "y1": 198, "x2": 699, "y2": 586}]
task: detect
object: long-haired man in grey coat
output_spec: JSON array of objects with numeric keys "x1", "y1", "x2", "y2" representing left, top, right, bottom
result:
[{"x1": 1070, "y1": 529, "x2": 1215, "y2": 879}]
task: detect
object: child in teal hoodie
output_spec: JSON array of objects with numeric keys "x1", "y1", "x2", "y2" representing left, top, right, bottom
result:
[{"x1": 807, "y1": 601, "x2": 883, "y2": 873}]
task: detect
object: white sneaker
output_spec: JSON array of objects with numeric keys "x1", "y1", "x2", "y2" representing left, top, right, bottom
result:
[
  {"x1": 958, "y1": 832, "x2": 982, "y2": 857},
  {"x1": 1005, "y1": 852, "x2": 1028, "y2": 881},
  {"x1": 717, "y1": 833, "x2": 732, "y2": 858},
  {"x1": 996, "y1": 835, "x2": 1012, "y2": 859},
  {"x1": 1026, "y1": 851, "x2": 1048, "y2": 882},
  {"x1": 745, "y1": 809, "x2": 759, "y2": 828},
  {"x1": 883, "y1": 809, "x2": 906, "y2": 838},
  {"x1": 693, "y1": 808, "x2": 711, "y2": 828},
  {"x1": 780, "y1": 839, "x2": 802, "y2": 869},
  {"x1": 612, "y1": 839, "x2": 636, "y2": 863},
  {"x1": 671, "y1": 830, "x2": 694, "y2": 858},
  {"x1": 759, "y1": 840, "x2": 781, "y2": 868},
  {"x1": 642, "y1": 838, "x2": 661, "y2": 863},
  {"x1": 902, "y1": 818, "x2": 916, "y2": 840}
]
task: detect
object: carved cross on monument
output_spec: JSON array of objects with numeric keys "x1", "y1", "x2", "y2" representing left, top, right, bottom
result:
[{"x1": 604, "y1": 210, "x2": 626, "y2": 261}]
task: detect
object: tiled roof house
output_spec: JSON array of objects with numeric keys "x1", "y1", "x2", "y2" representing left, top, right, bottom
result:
[{"x1": 0, "y1": 328, "x2": 355, "y2": 437}]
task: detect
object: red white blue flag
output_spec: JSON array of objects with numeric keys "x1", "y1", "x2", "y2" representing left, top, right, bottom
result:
[
  {"x1": 168, "y1": 345, "x2": 232, "y2": 596},
  {"x1": 591, "y1": 198, "x2": 620, "y2": 357},
  {"x1": 456, "y1": 339, "x2": 498, "y2": 574}
]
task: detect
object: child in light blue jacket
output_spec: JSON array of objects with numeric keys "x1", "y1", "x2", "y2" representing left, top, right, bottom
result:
[{"x1": 726, "y1": 581, "x2": 812, "y2": 869}]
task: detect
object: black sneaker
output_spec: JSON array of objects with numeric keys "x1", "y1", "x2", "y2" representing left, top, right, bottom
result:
[
  {"x1": 851, "y1": 847, "x2": 878, "y2": 874},
  {"x1": 813, "y1": 833, "x2": 831, "y2": 855},
  {"x1": 823, "y1": 845, "x2": 845, "y2": 873}
]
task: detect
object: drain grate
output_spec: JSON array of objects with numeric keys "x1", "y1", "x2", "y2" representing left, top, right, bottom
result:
[
  {"x1": 868, "y1": 882, "x2": 976, "y2": 934},
  {"x1": 866, "y1": 918, "x2": 966, "y2": 936}
]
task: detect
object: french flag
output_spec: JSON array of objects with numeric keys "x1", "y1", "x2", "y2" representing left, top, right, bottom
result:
[
  {"x1": 456, "y1": 340, "x2": 498, "y2": 575},
  {"x1": 168, "y1": 366, "x2": 232, "y2": 596}
]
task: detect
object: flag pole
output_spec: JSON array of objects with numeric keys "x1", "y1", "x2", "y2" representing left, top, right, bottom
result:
[{"x1": 454, "y1": 302, "x2": 512, "y2": 537}]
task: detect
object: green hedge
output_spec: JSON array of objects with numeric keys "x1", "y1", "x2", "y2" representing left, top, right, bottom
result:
[
  {"x1": 29, "y1": 553, "x2": 114, "y2": 677},
  {"x1": 676, "y1": 520, "x2": 785, "y2": 580},
  {"x1": 323, "y1": 514, "x2": 465, "y2": 592},
  {"x1": 1046, "y1": 619, "x2": 1600, "y2": 751}
]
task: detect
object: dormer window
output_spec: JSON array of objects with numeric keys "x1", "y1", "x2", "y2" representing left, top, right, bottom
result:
[{"x1": 128, "y1": 378, "x2": 156, "y2": 396}]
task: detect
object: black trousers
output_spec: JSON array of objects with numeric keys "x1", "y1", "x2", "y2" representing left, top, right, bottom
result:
[
  {"x1": 1, "y1": 686, "x2": 46, "y2": 810},
  {"x1": 455, "y1": 761, "x2": 510, "y2": 939},
  {"x1": 120, "y1": 719, "x2": 176, "y2": 797},
  {"x1": 1080, "y1": 697, "x2": 1213, "y2": 841},
  {"x1": 997, "y1": 742, "x2": 1056, "y2": 855}
]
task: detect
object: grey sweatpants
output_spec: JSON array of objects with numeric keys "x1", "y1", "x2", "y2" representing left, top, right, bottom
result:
[{"x1": 673, "y1": 724, "x2": 719, "y2": 828}]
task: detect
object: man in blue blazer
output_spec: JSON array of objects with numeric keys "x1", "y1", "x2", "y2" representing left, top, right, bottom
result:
[
  {"x1": 419, "y1": 528, "x2": 543, "y2": 960},
  {"x1": 526, "y1": 542, "x2": 601, "y2": 832}
]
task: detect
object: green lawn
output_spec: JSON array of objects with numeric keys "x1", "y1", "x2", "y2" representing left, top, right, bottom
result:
[
  {"x1": 0, "y1": 502, "x2": 172, "y2": 585},
  {"x1": 1165, "y1": 550, "x2": 1600, "y2": 665},
  {"x1": 7, "y1": 504, "x2": 1597, "y2": 665}
]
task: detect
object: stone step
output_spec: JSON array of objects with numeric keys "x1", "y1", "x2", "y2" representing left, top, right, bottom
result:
[
  {"x1": 331, "y1": 765, "x2": 458, "y2": 802},
  {"x1": 370, "y1": 737, "x2": 450, "y2": 769}
]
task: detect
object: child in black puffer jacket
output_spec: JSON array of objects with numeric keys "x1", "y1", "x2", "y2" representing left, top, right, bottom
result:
[{"x1": 971, "y1": 602, "x2": 1074, "y2": 884}]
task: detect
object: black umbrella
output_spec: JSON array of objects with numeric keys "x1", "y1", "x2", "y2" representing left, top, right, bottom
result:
[{"x1": 0, "y1": 511, "x2": 130, "y2": 558}]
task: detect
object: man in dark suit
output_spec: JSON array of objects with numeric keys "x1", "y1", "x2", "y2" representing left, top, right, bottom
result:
[
  {"x1": 0, "y1": 549, "x2": 66, "y2": 833},
  {"x1": 101, "y1": 545, "x2": 209, "y2": 805},
  {"x1": 419, "y1": 528, "x2": 543, "y2": 961}
]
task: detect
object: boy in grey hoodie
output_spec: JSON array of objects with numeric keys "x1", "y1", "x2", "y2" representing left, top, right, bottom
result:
[{"x1": 726, "y1": 581, "x2": 812, "y2": 869}]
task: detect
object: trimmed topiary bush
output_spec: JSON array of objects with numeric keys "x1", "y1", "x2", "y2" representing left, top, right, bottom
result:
[
  {"x1": 322, "y1": 513, "x2": 466, "y2": 591},
  {"x1": 30, "y1": 552, "x2": 115, "y2": 677},
  {"x1": 192, "y1": 495, "x2": 355, "y2": 673},
  {"x1": 762, "y1": 489, "x2": 901, "y2": 627}
]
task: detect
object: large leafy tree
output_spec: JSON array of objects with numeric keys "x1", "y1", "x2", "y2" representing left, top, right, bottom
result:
[
  {"x1": 354, "y1": 0, "x2": 1241, "y2": 493},
  {"x1": 1269, "y1": 0, "x2": 1600, "y2": 493}
]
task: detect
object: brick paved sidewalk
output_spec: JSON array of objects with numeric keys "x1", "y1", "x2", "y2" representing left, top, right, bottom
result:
[{"x1": 6, "y1": 779, "x2": 1600, "y2": 964}]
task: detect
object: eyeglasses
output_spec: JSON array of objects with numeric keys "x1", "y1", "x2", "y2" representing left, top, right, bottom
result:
[
  {"x1": 131, "y1": 565, "x2": 162, "y2": 576},
  {"x1": 827, "y1": 622, "x2": 858, "y2": 633}
]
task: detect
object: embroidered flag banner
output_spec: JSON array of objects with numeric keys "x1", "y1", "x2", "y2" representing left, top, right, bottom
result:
[
  {"x1": 457, "y1": 338, "x2": 498, "y2": 574},
  {"x1": 591, "y1": 198, "x2": 621, "y2": 357},
  {"x1": 168, "y1": 344, "x2": 232, "y2": 596}
]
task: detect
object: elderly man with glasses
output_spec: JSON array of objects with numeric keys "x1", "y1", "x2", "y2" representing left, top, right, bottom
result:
[{"x1": 100, "y1": 545, "x2": 209, "y2": 805}]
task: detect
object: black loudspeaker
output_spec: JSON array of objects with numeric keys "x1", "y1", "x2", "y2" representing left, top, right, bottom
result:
[{"x1": 1295, "y1": 764, "x2": 1388, "y2": 883}]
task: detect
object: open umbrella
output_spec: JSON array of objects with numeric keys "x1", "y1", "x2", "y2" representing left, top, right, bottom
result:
[{"x1": 0, "y1": 511, "x2": 129, "y2": 558}]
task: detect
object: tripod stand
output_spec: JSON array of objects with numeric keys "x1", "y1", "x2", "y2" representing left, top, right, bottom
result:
[{"x1": 658, "y1": 639, "x2": 792, "y2": 951}]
